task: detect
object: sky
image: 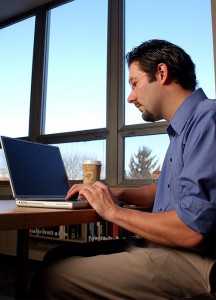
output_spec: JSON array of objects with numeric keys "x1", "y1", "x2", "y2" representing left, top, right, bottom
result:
[{"x1": 0, "y1": 0, "x2": 215, "y2": 176}]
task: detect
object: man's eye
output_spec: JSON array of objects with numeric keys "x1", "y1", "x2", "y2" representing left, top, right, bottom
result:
[{"x1": 131, "y1": 82, "x2": 136, "y2": 90}]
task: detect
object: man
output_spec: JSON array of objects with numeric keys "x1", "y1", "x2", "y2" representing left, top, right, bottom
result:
[{"x1": 29, "y1": 39, "x2": 216, "y2": 299}]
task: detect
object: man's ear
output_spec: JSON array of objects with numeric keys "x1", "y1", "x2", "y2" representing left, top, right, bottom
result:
[{"x1": 157, "y1": 63, "x2": 169, "y2": 84}]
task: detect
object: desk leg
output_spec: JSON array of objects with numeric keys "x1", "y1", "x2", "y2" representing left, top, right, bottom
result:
[{"x1": 15, "y1": 229, "x2": 29, "y2": 300}]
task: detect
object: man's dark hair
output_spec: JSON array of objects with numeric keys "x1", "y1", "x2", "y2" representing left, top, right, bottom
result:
[{"x1": 126, "y1": 39, "x2": 197, "y2": 90}]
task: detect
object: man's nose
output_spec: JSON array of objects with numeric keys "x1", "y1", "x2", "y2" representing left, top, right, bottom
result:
[{"x1": 127, "y1": 90, "x2": 136, "y2": 103}]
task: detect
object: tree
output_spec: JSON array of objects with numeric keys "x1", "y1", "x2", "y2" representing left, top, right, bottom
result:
[{"x1": 127, "y1": 146, "x2": 160, "y2": 179}]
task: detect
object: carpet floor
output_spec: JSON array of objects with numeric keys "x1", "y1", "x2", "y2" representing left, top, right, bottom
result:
[{"x1": 0, "y1": 255, "x2": 41, "y2": 300}]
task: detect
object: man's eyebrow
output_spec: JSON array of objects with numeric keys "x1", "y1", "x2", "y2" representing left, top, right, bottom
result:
[{"x1": 129, "y1": 72, "x2": 143, "y2": 84}]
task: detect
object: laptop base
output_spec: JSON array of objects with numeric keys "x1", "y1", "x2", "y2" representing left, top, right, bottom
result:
[{"x1": 16, "y1": 199, "x2": 90, "y2": 209}]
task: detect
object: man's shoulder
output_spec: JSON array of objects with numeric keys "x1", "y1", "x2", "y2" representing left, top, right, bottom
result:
[{"x1": 195, "y1": 98, "x2": 216, "y2": 114}]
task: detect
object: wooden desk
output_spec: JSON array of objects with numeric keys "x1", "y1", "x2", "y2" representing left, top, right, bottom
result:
[
  {"x1": 0, "y1": 200, "x2": 101, "y2": 231},
  {"x1": 0, "y1": 200, "x2": 101, "y2": 299}
]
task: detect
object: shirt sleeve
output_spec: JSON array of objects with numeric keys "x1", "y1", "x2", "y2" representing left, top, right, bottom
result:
[{"x1": 175, "y1": 107, "x2": 216, "y2": 234}]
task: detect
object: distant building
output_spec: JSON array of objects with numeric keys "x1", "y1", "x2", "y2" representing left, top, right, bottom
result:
[{"x1": 151, "y1": 170, "x2": 161, "y2": 183}]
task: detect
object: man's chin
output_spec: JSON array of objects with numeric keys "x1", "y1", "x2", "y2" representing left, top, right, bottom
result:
[{"x1": 142, "y1": 112, "x2": 155, "y2": 123}]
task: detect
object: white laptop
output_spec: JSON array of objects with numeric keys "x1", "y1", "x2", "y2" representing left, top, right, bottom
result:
[{"x1": 0, "y1": 136, "x2": 90, "y2": 209}]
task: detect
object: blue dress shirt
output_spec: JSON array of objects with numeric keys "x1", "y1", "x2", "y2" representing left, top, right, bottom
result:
[{"x1": 153, "y1": 88, "x2": 216, "y2": 235}]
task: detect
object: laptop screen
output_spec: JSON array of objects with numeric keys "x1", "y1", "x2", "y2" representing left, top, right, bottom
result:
[{"x1": 1, "y1": 136, "x2": 70, "y2": 199}]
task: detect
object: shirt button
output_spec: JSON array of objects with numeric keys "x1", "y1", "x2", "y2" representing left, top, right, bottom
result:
[
  {"x1": 168, "y1": 184, "x2": 170, "y2": 188},
  {"x1": 170, "y1": 158, "x2": 172, "y2": 162}
]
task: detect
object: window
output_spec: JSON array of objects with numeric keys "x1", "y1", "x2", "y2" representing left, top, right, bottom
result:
[
  {"x1": 45, "y1": 1, "x2": 108, "y2": 134},
  {"x1": 121, "y1": 0, "x2": 215, "y2": 181},
  {"x1": 124, "y1": 134, "x2": 169, "y2": 180},
  {"x1": 0, "y1": 0, "x2": 215, "y2": 186},
  {"x1": 0, "y1": 17, "x2": 35, "y2": 137}
]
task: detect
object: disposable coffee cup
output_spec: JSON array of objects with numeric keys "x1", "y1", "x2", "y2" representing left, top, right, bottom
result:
[{"x1": 82, "y1": 160, "x2": 102, "y2": 184}]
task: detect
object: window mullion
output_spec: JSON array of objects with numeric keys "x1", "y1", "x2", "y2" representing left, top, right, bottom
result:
[
  {"x1": 106, "y1": 0, "x2": 124, "y2": 186},
  {"x1": 29, "y1": 7, "x2": 50, "y2": 141}
]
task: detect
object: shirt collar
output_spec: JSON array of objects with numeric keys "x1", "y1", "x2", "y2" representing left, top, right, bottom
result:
[{"x1": 167, "y1": 88, "x2": 208, "y2": 136}]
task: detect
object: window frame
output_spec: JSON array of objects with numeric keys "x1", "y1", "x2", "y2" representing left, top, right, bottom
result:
[{"x1": 0, "y1": 0, "x2": 215, "y2": 188}]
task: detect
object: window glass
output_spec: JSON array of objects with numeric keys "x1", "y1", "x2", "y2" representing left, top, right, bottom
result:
[
  {"x1": 0, "y1": 17, "x2": 35, "y2": 137},
  {"x1": 45, "y1": 0, "x2": 108, "y2": 134},
  {"x1": 125, "y1": 0, "x2": 215, "y2": 125},
  {"x1": 0, "y1": 149, "x2": 9, "y2": 181},
  {"x1": 124, "y1": 134, "x2": 169, "y2": 180},
  {"x1": 56, "y1": 140, "x2": 106, "y2": 180}
]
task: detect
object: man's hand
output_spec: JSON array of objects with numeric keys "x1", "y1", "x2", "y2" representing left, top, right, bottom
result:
[
  {"x1": 66, "y1": 181, "x2": 120, "y2": 220},
  {"x1": 66, "y1": 183, "x2": 91, "y2": 200}
]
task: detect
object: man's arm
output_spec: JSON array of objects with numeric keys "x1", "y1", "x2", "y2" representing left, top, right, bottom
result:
[
  {"x1": 109, "y1": 208, "x2": 206, "y2": 250},
  {"x1": 77, "y1": 181, "x2": 206, "y2": 251},
  {"x1": 110, "y1": 183, "x2": 157, "y2": 208}
]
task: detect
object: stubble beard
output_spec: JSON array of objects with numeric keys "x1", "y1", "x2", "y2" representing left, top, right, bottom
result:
[{"x1": 142, "y1": 110, "x2": 155, "y2": 123}]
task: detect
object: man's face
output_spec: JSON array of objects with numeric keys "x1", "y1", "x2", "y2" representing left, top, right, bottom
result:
[{"x1": 127, "y1": 61, "x2": 162, "y2": 122}]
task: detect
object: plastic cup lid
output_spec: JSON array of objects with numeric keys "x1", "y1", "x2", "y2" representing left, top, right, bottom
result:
[{"x1": 82, "y1": 160, "x2": 102, "y2": 165}]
